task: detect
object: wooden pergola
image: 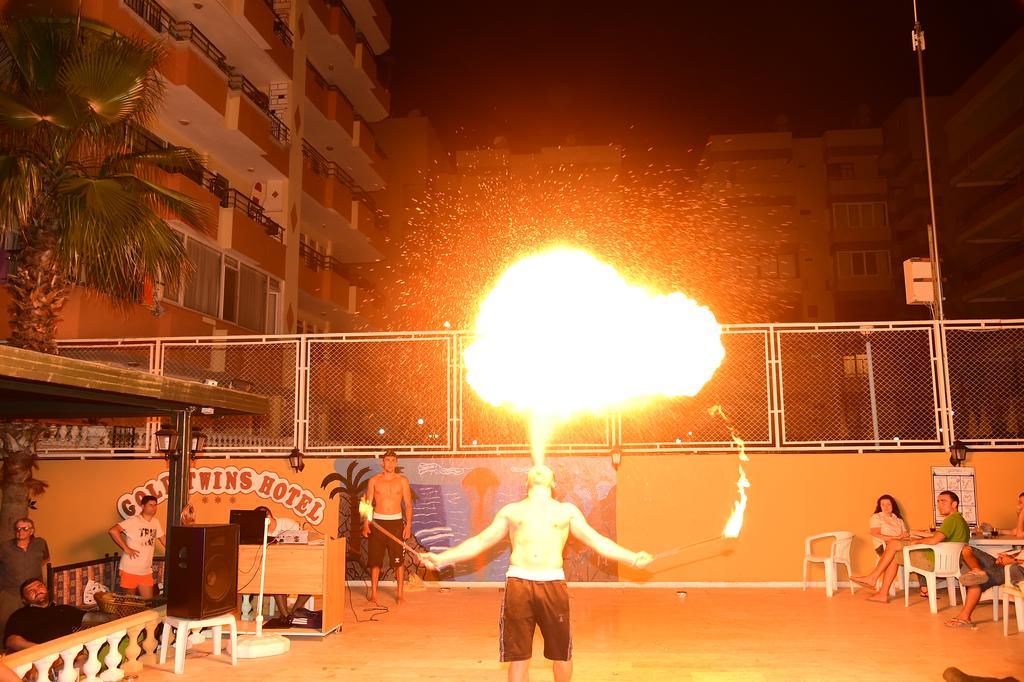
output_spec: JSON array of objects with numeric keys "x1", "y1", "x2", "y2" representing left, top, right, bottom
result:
[{"x1": 0, "y1": 343, "x2": 269, "y2": 521}]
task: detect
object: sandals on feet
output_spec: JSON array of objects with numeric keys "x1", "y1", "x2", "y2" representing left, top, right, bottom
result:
[
  {"x1": 919, "y1": 586, "x2": 929, "y2": 597},
  {"x1": 945, "y1": 618, "x2": 975, "y2": 629}
]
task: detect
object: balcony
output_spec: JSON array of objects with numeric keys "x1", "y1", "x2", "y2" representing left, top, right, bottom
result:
[
  {"x1": 308, "y1": 0, "x2": 358, "y2": 56},
  {"x1": 299, "y1": 243, "x2": 352, "y2": 310},
  {"x1": 355, "y1": 41, "x2": 390, "y2": 120},
  {"x1": 305, "y1": 61, "x2": 355, "y2": 140},
  {"x1": 959, "y1": 178, "x2": 1024, "y2": 243},
  {"x1": 157, "y1": 0, "x2": 292, "y2": 83},
  {"x1": 835, "y1": 273, "x2": 895, "y2": 293},
  {"x1": 305, "y1": 0, "x2": 388, "y2": 124},
  {"x1": 302, "y1": 141, "x2": 354, "y2": 221},
  {"x1": 827, "y1": 177, "x2": 888, "y2": 201},
  {"x1": 343, "y1": 0, "x2": 390, "y2": 54},
  {"x1": 823, "y1": 128, "x2": 883, "y2": 157},
  {"x1": 351, "y1": 195, "x2": 386, "y2": 252},
  {"x1": 116, "y1": 0, "x2": 290, "y2": 180},
  {"x1": 218, "y1": 189, "x2": 286, "y2": 279},
  {"x1": 349, "y1": 118, "x2": 385, "y2": 189},
  {"x1": 948, "y1": 108, "x2": 1024, "y2": 187}
]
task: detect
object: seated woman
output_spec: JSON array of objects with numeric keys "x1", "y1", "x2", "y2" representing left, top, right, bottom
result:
[{"x1": 852, "y1": 494, "x2": 910, "y2": 602}]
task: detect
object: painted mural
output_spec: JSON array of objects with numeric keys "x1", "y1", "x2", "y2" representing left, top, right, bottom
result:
[{"x1": 323, "y1": 456, "x2": 619, "y2": 582}]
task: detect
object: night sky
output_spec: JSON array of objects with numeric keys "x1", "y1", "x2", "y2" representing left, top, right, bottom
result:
[{"x1": 388, "y1": 1, "x2": 1024, "y2": 164}]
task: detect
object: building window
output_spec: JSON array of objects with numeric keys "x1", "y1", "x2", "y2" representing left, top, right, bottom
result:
[
  {"x1": 843, "y1": 354, "x2": 869, "y2": 377},
  {"x1": 833, "y1": 202, "x2": 887, "y2": 230},
  {"x1": 837, "y1": 250, "x2": 891, "y2": 278},
  {"x1": 182, "y1": 239, "x2": 221, "y2": 316},
  {"x1": 828, "y1": 163, "x2": 855, "y2": 179},
  {"x1": 758, "y1": 253, "x2": 798, "y2": 279}
]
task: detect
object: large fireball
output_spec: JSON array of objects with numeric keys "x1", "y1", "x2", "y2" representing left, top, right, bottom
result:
[{"x1": 465, "y1": 248, "x2": 725, "y2": 420}]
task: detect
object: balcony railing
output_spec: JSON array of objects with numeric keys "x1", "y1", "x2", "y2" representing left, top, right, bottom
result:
[
  {"x1": 306, "y1": 59, "x2": 358, "y2": 119},
  {"x1": 224, "y1": 188, "x2": 284, "y2": 241},
  {"x1": 260, "y1": 0, "x2": 293, "y2": 46},
  {"x1": 301, "y1": 139, "x2": 357, "y2": 189},
  {"x1": 124, "y1": 0, "x2": 291, "y2": 144},
  {"x1": 128, "y1": 126, "x2": 231, "y2": 204},
  {"x1": 299, "y1": 241, "x2": 352, "y2": 278}
]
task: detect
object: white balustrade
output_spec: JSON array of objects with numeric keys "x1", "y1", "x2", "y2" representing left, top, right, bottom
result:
[{"x1": 4, "y1": 608, "x2": 163, "y2": 681}]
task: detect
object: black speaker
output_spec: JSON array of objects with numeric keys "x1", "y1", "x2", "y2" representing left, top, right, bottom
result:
[{"x1": 166, "y1": 524, "x2": 239, "y2": 619}]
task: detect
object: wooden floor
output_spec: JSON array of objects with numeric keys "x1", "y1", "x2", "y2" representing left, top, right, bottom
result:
[{"x1": 144, "y1": 584, "x2": 1024, "y2": 681}]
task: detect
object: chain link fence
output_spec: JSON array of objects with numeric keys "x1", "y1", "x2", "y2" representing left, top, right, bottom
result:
[
  {"x1": 777, "y1": 326, "x2": 939, "y2": 445},
  {"x1": 305, "y1": 336, "x2": 451, "y2": 451},
  {"x1": 161, "y1": 339, "x2": 299, "y2": 451},
  {"x1": 43, "y1": 321, "x2": 1024, "y2": 455},
  {"x1": 39, "y1": 343, "x2": 158, "y2": 454},
  {"x1": 620, "y1": 329, "x2": 772, "y2": 447},
  {"x1": 946, "y1": 325, "x2": 1024, "y2": 443}
]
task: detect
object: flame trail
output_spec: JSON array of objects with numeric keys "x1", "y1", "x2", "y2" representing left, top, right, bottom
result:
[
  {"x1": 465, "y1": 248, "x2": 725, "y2": 466},
  {"x1": 709, "y1": 405, "x2": 749, "y2": 538}
]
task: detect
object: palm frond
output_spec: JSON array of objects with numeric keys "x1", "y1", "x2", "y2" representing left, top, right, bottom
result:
[
  {"x1": 0, "y1": 91, "x2": 44, "y2": 128},
  {"x1": 321, "y1": 472, "x2": 345, "y2": 488},
  {"x1": 0, "y1": 19, "x2": 73, "y2": 94},
  {"x1": 102, "y1": 145, "x2": 205, "y2": 177},
  {"x1": 108, "y1": 173, "x2": 211, "y2": 233},
  {"x1": 53, "y1": 176, "x2": 191, "y2": 302},
  {"x1": 0, "y1": 154, "x2": 41, "y2": 232},
  {"x1": 61, "y1": 31, "x2": 163, "y2": 126}
]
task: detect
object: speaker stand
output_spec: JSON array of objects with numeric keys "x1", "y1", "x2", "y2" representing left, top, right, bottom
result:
[{"x1": 236, "y1": 517, "x2": 291, "y2": 658}]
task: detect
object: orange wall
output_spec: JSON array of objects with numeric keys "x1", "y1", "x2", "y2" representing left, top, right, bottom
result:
[
  {"x1": 0, "y1": 288, "x2": 254, "y2": 339},
  {"x1": 616, "y1": 449, "x2": 1023, "y2": 583},
  {"x1": 32, "y1": 458, "x2": 339, "y2": 566},
  {"x1": 24, "y1": 450, "x2": 1023, "y2": 581}
]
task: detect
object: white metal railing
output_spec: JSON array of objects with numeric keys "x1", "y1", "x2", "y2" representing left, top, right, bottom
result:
[
  {"x1": 43, "y1": 319, "x2": 1024, "y2": 456},
  {"x1": 3, "y1": 608, "x2": 162, "y2": 681}
]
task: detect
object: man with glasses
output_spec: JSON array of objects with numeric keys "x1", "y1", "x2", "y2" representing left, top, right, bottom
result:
[{"x1": 0, "y1": 519, "x2": 49, "y2": 642}]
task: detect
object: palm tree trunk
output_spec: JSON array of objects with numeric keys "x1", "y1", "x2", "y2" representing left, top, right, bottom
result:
[
  {"x1": 0, "y1": 424, "x2": 50, "y2": 541},
  {"x1": 5, "y1": 228, "x2": 71, "y2": 355}
]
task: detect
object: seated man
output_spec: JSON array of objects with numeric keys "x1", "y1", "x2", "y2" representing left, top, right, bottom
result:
[
  {"x1": 873, "y1": 489, "x2": 969, "y2": 602},
  {"x1": 4, "y1": 579, "x2": 114, "y2": 651},
  {"x1": 945, "y1": 548, "x2": 1024, "y2": 628}
]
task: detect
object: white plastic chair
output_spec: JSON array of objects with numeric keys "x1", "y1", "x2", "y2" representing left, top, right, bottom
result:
[
  {"x1": 803, "y1": 531, "x2": 854, "y2": 597},
  {"x1": 903, "y1": 542, "x2": 965, "y2": 613},
  {"x1": 1000, "y1": 565, "x2": 1022, "y2": 636},
  {"x1": 871, "y1": 536, "x2": 905, "y2": 597}
]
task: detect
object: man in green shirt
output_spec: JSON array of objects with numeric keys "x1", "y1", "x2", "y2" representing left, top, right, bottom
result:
[{"x1": 871, "y1": 490, "x2": 968, "y2": 602}]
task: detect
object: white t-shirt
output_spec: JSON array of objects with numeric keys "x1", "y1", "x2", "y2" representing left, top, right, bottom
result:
[
  {"x1": 271, "y1": 517, "x2": 301, "y2": 538},
  {"x1": 869, "y1": 512, "x2": 907, "y2": 538},
  {"x1": 118, "y1": 515, "x2": 164, "y2": 576}
]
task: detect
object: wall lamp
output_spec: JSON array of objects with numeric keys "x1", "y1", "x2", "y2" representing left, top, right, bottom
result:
[
  {"x1": 948, "y1": 440, "x2": 968, "y2": 467},
  {"x1": 289, "y1": 447, "x2": 305, "y2": 473}
]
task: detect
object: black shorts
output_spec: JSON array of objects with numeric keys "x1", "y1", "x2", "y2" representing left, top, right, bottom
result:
[
  {"x1": 499, "y1": 577, "x2": 571, "y2": 662},
  {"x1": 367, "y1": 518, "x2": 404, "y2": 568}
]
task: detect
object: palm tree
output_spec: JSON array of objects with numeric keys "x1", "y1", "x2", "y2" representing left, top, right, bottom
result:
[
  {"x1": 0, "y1": 15, "x2": 207, "y2": 533},
  {"x1": 321, "y1": 461, "x2": 372, "y2": 555}
]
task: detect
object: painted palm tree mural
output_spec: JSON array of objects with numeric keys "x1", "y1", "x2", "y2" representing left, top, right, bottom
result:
[{"x1": 320, "y1": 460, "x2": 372, "y2": 557}]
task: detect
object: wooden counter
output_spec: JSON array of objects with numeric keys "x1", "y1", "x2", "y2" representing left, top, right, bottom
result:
[{"x1": 238, "y1": 536, "x2": 344, "y2": 636}]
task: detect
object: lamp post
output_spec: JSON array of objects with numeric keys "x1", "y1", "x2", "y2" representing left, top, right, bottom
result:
[
  {"x1": 911, "y1": 0, "x2": 945, "y2": 322},
  {"x1": 911, "y1": 0, "x2": 959, "y2": 451},
  {"x1": 165, "y1": 408, "x2": 196, "y2": 526}
]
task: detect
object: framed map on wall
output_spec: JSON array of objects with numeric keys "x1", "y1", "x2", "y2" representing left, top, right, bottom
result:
[{"x1": 930, "y1": 466, "x2": 977, "y2": 527}]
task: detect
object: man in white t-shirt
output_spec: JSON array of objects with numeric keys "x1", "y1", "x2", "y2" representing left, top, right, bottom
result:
[{"x1": 108, "y1": 495, "x2": 166, "y2": 599}]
